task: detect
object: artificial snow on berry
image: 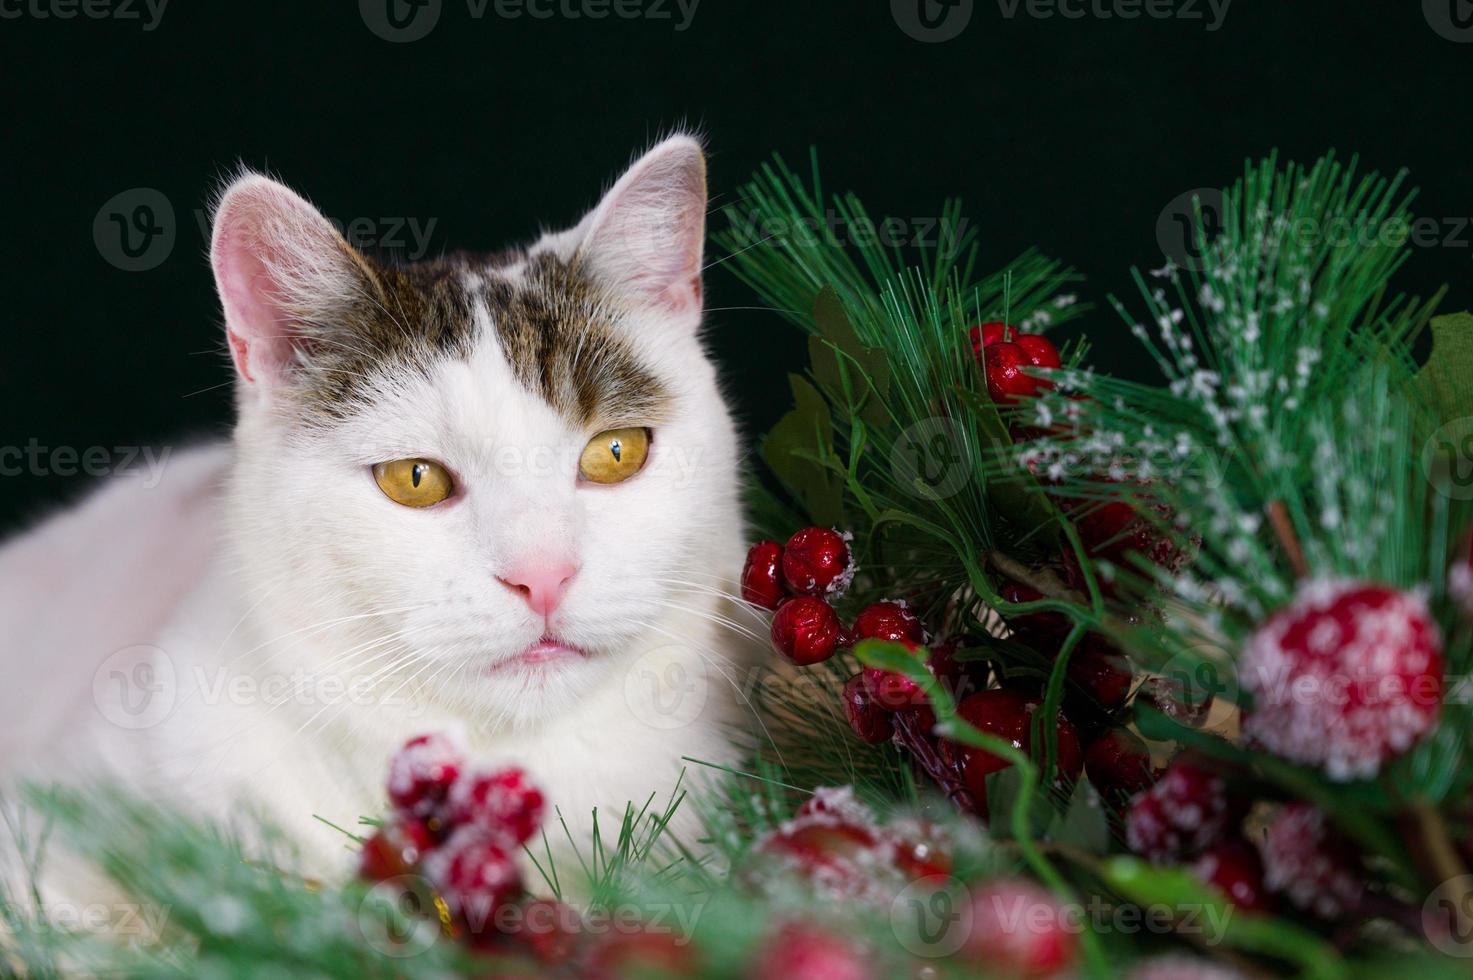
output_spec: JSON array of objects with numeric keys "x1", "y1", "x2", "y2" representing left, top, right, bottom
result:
[
  {"x1": 771, "y1": 596, "x2": 849, "y2": 666},
  {"x1": 962, "y1": 879, "x2": 1079, "y2": 978},
  {"x1": 751, "y1": 798, "x2": 898, "y2": 903},
  {"x1": 387, "y1": 732, "x2": 463, "y2": 819},
  {"x1": 1240, "y1": 580, "x2": 1443, "y2": 781},
  {"x1": 852, "y1": 600, "x2": 924, "y2": 643},
  {"x1": 842, "y1": 673, "x2": 894, "y2": 744},
  {"x1": 781, "y1": 527, "x2": 855, "y2": 597},
  {"x1": 983, "y1": 341, "x2": 1041, "y2": 405},
  {"x1": 1190, "y1": 837, "x2": 1269, "y2": 912},
  {"x1": 1259, "y1": 804, "x2": 1364, "y2": 919},
  {"x1": 446, "y1": 766, "x2": 545, "y2": 847},
  {"x1": 1124, "y1": 757, "x2": 1234, "y2": 863},
  {"x1": 741, "y1": 539, "x2": 787, "y2": 609}
]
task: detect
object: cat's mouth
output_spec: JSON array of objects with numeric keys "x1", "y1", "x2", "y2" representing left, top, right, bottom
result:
[{"x1": 486, "y1": 635, "x2": 587, "y2": 674}]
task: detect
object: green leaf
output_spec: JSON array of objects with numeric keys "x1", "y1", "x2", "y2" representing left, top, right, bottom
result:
[
  {"x1": 1049, "y1": 780, "x2": 1111, "y2": 853},
  {"x1": 1416, "y1": 311, "x2": 1473, "y2": 423},
  {"x1": 808, "y1": 287, "x2": 892, "y2": 428},
  {"x1": 762, "y1": 374, "x2": 844, "y2": 525},
  {"x1": 955, "y1": 387, "x2": 1057, "y2": 530}
]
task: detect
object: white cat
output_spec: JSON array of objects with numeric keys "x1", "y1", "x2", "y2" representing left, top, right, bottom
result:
[{"x1": 0, "y1": 135, "x2": 756, "y2": 879}]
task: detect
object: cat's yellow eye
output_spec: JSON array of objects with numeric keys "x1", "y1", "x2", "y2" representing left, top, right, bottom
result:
[
  {"x1": 373, "y1": 459, "x2": 454, "y2": 508},
  {"x1": 578, "y1": 427, "x2": 651, "y2": 485}
]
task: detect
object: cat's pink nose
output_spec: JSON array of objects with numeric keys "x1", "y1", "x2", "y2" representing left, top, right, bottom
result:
[{"x1": 497, "y1": 562, "x2": 578, "y2": 617}]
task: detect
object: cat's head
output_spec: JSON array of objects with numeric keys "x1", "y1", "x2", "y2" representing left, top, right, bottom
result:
[{"x1": 209, "y1": 136, "x2": 742, "y2": 729}]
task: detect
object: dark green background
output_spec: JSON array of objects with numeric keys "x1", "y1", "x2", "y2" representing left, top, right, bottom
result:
[{"x1": 3, "y1": 1, "x2": 1471, "y2": 533}]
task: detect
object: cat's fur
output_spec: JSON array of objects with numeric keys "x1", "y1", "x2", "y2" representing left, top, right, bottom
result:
[{"x1": 0, "y1": 136, "x2": 754, "y2": 879}]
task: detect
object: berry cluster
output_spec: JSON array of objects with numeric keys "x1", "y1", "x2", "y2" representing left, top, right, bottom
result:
[
  {"x1": 361, "y1": 734, "x2": 555, "y2": 953},
  {"x1": 970, "y1": 320, "x2": 1062, "y2": 405}
]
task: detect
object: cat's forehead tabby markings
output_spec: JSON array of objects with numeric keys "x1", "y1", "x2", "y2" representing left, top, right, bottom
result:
[{"x1": 292, "y1": 247, "x2": 672, "y2": 429}]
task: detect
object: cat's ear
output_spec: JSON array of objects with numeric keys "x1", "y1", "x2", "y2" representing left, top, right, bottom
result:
[
  {"x1": 575, "y1": 135, "x2": 707, "y2": 318},
  {"x1": 210, "y1": 172, "x2": 375, "y2": 390}
]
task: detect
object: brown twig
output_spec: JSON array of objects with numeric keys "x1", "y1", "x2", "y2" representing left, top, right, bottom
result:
[
  {"x1": 1264, "y1": 500, "x2": 1310, "y2": 580},
  {"x1": 891, "y1": 709, "x2": 978, "y2": 816},
  {"x1": 987, "y1": 551, "x2": 1086, "y2": 604}
]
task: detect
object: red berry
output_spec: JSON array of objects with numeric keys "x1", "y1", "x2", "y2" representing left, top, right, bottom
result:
[
  {"x1": 944, "y1": 689, "x2": 1083, "y2": 813},
  {"x1": 387, "y1": 733, "x2": 462, "y2": 818},
  {"x1": 1066, "y1": 638, "x2": 1133, "y2": 711},
  {"x1": 358, "y1": 818, "x2": 437, "y2": 881},
  {"x1": 852, "y1": 601, "x2": 925, "y2": 643},
  {"x1": 1014, "y1": 333, "x2": 1062, "y2": 371},
  {"x1": 505, "y1": 898, "x2": 580, "y2": 965},
  {"x1": 424, "y1": 827, "x2": 523, "y2": 938},
  {"x1": 860, "y1": 640, "x2": 929, "y2": 711},
  {"x1": 1085, "y1": 728, "x2": 1156, "y2": 799},
  {"x1": 970, "y1": 320, "x2": 1014, "y2": 356},
  {"x1": 1259, "y1": 804, "x2": 1364, "y2": 918},
  {"x1": 771, "y1": 596, "x2": 848, "y2": 666},
  {"x1": 926, "y1": 637, "x2": 990, "y2": 703},
  {"x1": 1000, "y1": 581, "x2": 1070, "y2": 638},
  {"x1": 741, "y1": 540, "x2": 787, "y2": 609},
  {"x1": 963, "y1": 879, "x2": 1078, "y2": 977},
  {"x1": 983, "y1": 341, "x2": 1041, "y2": 405},
  {"x1": 842, "y1": 673, "x2": 894, "y2": 744},
  {"x1": 751, "y1": 922, "x2": 871, "y2": 980},
  {"x1": 781, "y1": 527, "x2": 854, "y2": 597},
  {"x1": 1241, "y1": 580, "x2": 1443, "y2": 781},
  {"x1": 446, "y1": 767, "x2": 545, "y2": 847},
  {"x1": 1124, "y1": 758, "x2": 1233, "y2": 863},
  {"x1": 1191, "y1": 837, "x2": 1270, "y2": 913},
  {"x1": 755, "y1": 816, "x2": 886, "y2": 898}
]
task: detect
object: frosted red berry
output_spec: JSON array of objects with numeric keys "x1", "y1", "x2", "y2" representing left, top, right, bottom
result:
[
  {"x1": 387, "y1": 733, "x2": 462, "y2": 818},
  {"x1": 963, "y1": 879, "x2": 1079, "y2": 977},
  {"x1": 1259, "y1": 804, "x2": 1364, "y2": 919},
  {"x1": 425, "y1": 827, "x2": 523, "y2": 937},
  {"x1": 1085, "y1": 727, "x2": 1156, "y2": 799},
  {"x1": 771, "y1": 596, "x2": 848, "y2": 666},
  {"x1": 781, "y1": 527, "x2": 854, "y2": 597},
  {"x1": 887, "y1": 817, "x2": 954, "y2": 880},
  {"x1": 945, "y1": 689, "x2": 1083, "y2": 812},
  {"x1": 586, "y1": 928, "x2": 695, "y2": 980},
  {"x1": 842, "y1": 673, "x2": 894, "y2": 744},
  {"x1": 1190, "y1": 837, "x2": 1270, "y2": 913},
  {"x1": 741, "y1": 539, "x2": 787, "y2": 610},
  {"x1": 1240, "y1": 580, "x2": 1443, "y2": 781},
  {"x1": 751, "y1": 923, "x2": 871, "y2": 980},
  {"x1": 983, "y1": 341, "x2": 1041, "y2": 405},
  {"x1": 1451, "y1": 529, "x2": 1473, "y2": 616},
  {"x1": 446, "y1": 767, "x2": 545, "y2": 847},
  {"x1": 852, "y1": 600, "x2": 924, "y2": 643},
  {"x1": 1015, "y1": 333, "x2": 1062, "y2": 371},
  {"x1": 1124, "y1": 757, "x2": 1233, "y2": 863}
]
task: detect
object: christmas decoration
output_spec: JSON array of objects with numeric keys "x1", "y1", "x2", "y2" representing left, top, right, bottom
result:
[
  {"x1": 1240, "y1": 580, "x2": 1444, "y2": 781},
  {"x1": 18, "y1": 150, "x2": 1473, "y2": 979}
]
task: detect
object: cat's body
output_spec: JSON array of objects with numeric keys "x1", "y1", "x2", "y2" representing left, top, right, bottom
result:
[{"x1": 0, "y1": 136, "x2": 755, "y2": 880}]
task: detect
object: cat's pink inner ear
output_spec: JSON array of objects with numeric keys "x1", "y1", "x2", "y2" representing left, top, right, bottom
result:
[
  {"x1": 581, "y1": 136, "x2": 707, "y2": 316},
  {"x1": 210, "y1": 175, "x2": 349, "y2": 387}
]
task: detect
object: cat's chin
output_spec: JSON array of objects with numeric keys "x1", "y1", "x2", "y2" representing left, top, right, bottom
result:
[{"x1": 483, "y1": 636, "x2": 587, "y2": 675}]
